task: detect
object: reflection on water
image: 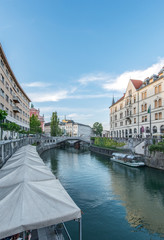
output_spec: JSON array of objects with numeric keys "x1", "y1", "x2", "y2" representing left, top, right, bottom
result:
[{"x1": 41, "y1": 148, "x2": 164, "y2": 240}]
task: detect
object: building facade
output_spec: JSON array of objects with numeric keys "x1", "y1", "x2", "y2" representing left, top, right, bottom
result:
[
  {"x1": 30, "y1": 107, "x2": 45, "y2": 132},
  {"x1": 109, "y1": 69, "x2": 164, "y2": 138},
  {"x1": 0, "y1": 44, "x2": 30, "y2": 134},
  {"x1": 44, "y1": 120, "x2": 92, "y2": 138}
]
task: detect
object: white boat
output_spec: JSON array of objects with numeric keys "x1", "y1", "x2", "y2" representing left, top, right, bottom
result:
[{"x1": 110, "y1": 153, "x2": 145, "y2": 167}]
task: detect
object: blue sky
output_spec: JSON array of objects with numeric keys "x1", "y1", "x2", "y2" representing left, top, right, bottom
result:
[{"x1": 1, "y1": 0, "x2": 164, "y2": 129}]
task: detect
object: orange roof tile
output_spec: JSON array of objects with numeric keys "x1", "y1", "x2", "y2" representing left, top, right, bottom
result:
[{"x1": 131, "y1": 79, "x2": 143, "y2": 89}]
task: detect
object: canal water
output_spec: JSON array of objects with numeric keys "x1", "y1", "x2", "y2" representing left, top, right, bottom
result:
[{"x1": 41, "y1": 148, "x2": 164, "y2": 240}]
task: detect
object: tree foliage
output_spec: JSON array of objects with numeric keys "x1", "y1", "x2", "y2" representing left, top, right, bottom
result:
[
  {"x1": 30, "y1": 114, "x2": 42, "y2": 134},
  {"x1": 51, "y1": 112, "x2": 60, "y2": 136},
  {"x1": 0, "y1": 109, "x2": 7, "y2": 122},
  {"x1": 93, "y1": 122, "x2": 103, "y2": 136},
  {"x1": 94, "y1": 137, "x2": 125, "y2": 148}
]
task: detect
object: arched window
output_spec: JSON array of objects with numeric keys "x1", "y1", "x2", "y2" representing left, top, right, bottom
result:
[
  {"x1": 134, "y1": 128, "x2": 137, "y2": 133},
  {"x1": 160, "y1": 125, "x2": 164, "y2": 133},
  {"x1": 153, "y1": 126, "x2": 157, "y2": 133},
  {"x1": 146, "y1": 127, "x2": 150, "y2": 133}
]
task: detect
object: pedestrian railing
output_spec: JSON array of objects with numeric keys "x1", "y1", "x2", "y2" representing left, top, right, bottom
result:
[{"x1": 0, "y1": 138, "x2": 29, "y2": 167}]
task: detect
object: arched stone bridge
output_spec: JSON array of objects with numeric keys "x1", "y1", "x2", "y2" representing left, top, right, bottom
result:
[{"x1": 55, "y1": 136, "x2": 90, "y2": 145}]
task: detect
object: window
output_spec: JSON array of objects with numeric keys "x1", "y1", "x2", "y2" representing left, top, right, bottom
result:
[
  {"x1": 115, "y1": 115, "x2": 117, "y2": 120},
  {"x1": 120, "y1": 121, "x2": 123, "y2": 126},
  {"x1": 158, "y1": 84, "x2": 162, "y2": 93},
  {"x1": 129, "y1": 90, "x2": 132, "y2": 96},
  {"x1": 155, "y1": 99, "x2": 162, "y2": 108},
  {"x1": 155, "y1": 86, "x2": 158, "y2": 94},
  {"x1": 142, "y1": 116, "x2": 147, "y2": 122},
  {"x1": 115, "y1": 122, "x2": 117, "y2": 127},
  {"x1": 6, "y1": 82, "x2": 9, "y2": 90},
  {"x1": 155, "y1": 100, "x2": 158, "y2": 108},
  {"x1": 6, "y1": 108, "x2": 9, "y2": 114},
  {"x1": 134, "y1": 118, "x2": 136, "y2": 123},
  {"x1": 120, "y1": 112, "x2": 123, "y2": 119},
  {"x1": 10, "y1": 111, "x2": 12, "y2": 117},
  {"x1": 0, "y1": 88, "x2": 4, "y2": 98},
  {"x1": 155, "y1": 84, "x2": 162, "y2": 94},
  {"x1": 141, "y1": 91, "x2": 147, "y2": 100},
  {"x1": 10, "y1": 88, "x2": 13, "y2": 95},
  {"x1": 1, "y1": 74, "x2": 4, "y2": 84},
  {"x1": 155, "y1": 112, "x2": 162, "y2": 120},
  {"x1": 6, "y1": 94, "x2": 9, "y2": 102},
  {"x1": 1, "y1": 59, "x2": 4, "y2": 67},
  {"x1": 115, "y1": 106, "x2": 117, "y2": 112},
  {"x1": 145, "y1": 103, "x2": 147, "y2": 111},
  {"x1": 120, "y1": 103, "x2": 123, "y2": 110},
  {"x1": 133, "y1": 107, "x2": 136, "y2": 114},
  {"x1": 0, "y1": 103, "x2": 4, "y2": 110},
  {"x1": 141, "y1": 105, "x2": 144, "y2": 112},
  {"x1": 134, "y1": 95, "x2": 136, "y2": 103},
  {"x1": 111, "y1": 117, "x2": 112, "y2": 122}
]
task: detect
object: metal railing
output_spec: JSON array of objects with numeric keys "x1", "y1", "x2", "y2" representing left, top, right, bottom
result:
[{"x1": 0, "y1": 138, "x2": 29, "y2": 167}]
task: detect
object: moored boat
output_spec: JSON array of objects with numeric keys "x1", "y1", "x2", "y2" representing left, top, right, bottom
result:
[{"x1": 110, "y1": 153, "x2": 145, "y2": 167}]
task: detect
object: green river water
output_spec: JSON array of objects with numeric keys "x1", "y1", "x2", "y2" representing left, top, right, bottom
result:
[{"x1": 41, "y1": 147, "x2": 164, "y2": 240}]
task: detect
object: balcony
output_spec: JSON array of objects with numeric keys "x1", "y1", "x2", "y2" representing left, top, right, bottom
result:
[
  {"x1": 13, "y1": 95, "x2": 21, "y2": 103},
  {"x1": 13, "y1": 106, "x2": 21, "y2": 113}
]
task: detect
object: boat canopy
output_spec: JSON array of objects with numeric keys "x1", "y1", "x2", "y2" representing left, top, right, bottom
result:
[
  {"x1": 112, "y1": 153, "x2": 127, "y2": 158},
  {"x1": 0, "y1": 145, "x2": 81, "y2": 239}
]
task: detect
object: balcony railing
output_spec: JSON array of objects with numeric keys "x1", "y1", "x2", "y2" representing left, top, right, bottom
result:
[
  {"x1": 13, "y1": 105, "x2": 21, "y2": 113},
  {"x1": 13, "y1": 95, "x2": 21, "y2": 103}
]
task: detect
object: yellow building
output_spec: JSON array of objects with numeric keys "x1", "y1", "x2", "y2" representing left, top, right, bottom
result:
[{"x1": 0, "y1": 44, "x2": 31, "y2": 134}]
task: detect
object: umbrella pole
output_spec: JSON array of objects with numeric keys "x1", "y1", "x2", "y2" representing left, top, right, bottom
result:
[{"x1": 79, "y1": 218, "x2": 82, "y2": 240}]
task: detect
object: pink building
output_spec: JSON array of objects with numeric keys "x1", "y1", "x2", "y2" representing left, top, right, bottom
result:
[{"x1": 30, "y1": 108, "x2": 44, "y2": 132}]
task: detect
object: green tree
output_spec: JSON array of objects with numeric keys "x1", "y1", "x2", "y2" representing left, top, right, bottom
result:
[
  {"x1": 93, "y1": 122, "x2": 103, "y2": 136},
  {"x1": 30, "y1": 114, "x2": 42, "y2": 134},
  {"x1": 51, "y1": 112, "x2": 60, "y2": 136},
  {"x1": 0, "y1": 110, "x2": 8, "y2": 139}
]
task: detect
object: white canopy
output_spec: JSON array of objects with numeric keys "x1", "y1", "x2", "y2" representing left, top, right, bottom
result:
[{"x1": 0, "y1": 145, "x2": 81, "y2": 239}]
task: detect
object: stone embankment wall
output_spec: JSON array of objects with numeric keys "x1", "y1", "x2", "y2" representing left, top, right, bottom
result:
[
  {"x1": 37, "y1": 144, "x2": 57, "y2": 155},
  {"x1": 145, "y1": 152, "x2": 164, "y2": 170},
  {"x1": 90, "y1": 145, "x2": 130, "y2": 157}
]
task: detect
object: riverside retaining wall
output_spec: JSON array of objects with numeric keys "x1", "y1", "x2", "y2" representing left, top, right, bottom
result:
[{"x1": 145, "y1": 152, "x2": 164, "y2": 170}]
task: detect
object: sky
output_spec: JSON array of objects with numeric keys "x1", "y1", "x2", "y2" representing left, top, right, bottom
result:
[{"x1": 1, "y1": 0, "x2": 164, "y2": 129}]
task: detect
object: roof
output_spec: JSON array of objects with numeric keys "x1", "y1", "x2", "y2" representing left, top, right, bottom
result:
[
  {"x1": 0, "y1": 145, "x2": 81, "y2": 239},
  {"x1": 109, "y1": 94, "x2": 125, "y2": 108},
  {"x1": 131, "y1": 79, "x2": 143, "y2": 89},
  {"x1": 0, "y1": 44, "x2": 31, "y2": 102}
]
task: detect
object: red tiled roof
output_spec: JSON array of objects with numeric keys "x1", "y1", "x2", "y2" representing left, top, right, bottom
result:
[{"x1": 131, "y1": 79, "x2": 143, "y2": 89}]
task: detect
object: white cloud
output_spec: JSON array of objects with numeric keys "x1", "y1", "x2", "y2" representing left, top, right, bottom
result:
[
  {"x1": 78, "y1": 73, "x2": 112, "y2": 85},
  {"x1": 103, "y1": 59, "x2": 164, "y2": 92},
  {"x1": 28, "y1": 90, "x2": 68, "y2": 102},
  {"x1": 22, "y1": 82, "x2": 52, "y2": 87}
]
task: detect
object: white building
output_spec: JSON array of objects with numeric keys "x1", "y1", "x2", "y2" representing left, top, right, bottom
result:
[
  {"x1": 44, "y1": 120, "x2": 92, "y2": 138},
  {"x1": 109, "y1": 68, "x2": 164, "y2": 138}
]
